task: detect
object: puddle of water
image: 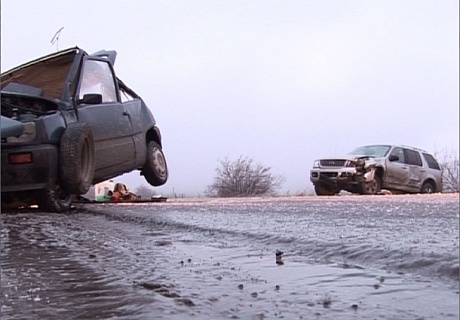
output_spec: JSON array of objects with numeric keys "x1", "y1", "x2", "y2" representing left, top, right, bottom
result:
[{"x1": 1, "y1": 194, "x2": 458, "y2": 319}]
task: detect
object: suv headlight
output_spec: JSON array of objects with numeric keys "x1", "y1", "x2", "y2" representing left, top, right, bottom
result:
[{"x1": 313, "y1": 160, "x2": 320, "y2": 168}]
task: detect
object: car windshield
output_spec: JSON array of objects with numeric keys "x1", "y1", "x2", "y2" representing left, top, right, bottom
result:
[{"x1": 348, "y1": 145, "x2": 391, "y2": 157}]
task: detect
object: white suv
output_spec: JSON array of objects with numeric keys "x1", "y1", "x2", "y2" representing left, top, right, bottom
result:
[{"x1": 310, "y1": 145, "x2": 443, "y2": 196}]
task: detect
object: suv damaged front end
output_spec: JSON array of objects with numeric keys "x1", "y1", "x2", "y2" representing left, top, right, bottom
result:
[
  {"x1": 311, "y1": 156, "x2": 382, "y2": 195},
  {"x1": 311, "y1": 144, "x2": 443, "y2": 196}
]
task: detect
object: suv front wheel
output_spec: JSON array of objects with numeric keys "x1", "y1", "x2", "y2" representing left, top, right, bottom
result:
[{"x1": 360, "y1": 175, "x2": 381, "y2": 195}]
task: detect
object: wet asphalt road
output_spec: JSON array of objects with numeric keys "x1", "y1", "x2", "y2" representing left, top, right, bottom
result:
[{"x1": 1, "y1": 194, "x2": 459, "y2": 319}]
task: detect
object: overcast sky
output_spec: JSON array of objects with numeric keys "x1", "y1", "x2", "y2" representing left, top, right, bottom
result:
[{"x1": 2, "y1": 1, "x2": 458, "y2": 196}]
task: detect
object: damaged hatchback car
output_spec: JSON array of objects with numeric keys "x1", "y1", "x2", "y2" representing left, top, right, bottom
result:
[
  {"x1": 1, "y1": 47, "x2": 168, "y2": 212},
  {"x1": 310, "y1": 144, "x2": 442, "y2": 196}
]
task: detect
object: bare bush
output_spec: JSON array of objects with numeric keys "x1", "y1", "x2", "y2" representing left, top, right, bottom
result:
[
  {"x1": 435, "y1": 148, "x2": 459, "y2": 193},
  {"x1": 206, "y1": 156, "x2": 285, "y2": 197}
]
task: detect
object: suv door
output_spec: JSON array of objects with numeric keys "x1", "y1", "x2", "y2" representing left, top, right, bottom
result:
[
  {"x1": 385, "y1": 147, "x2": 411, "y2": 191},
  {"x1": 403, "y1": 148, "x2": 424, "y2": 191},
  {"x1": 76, "y1": 59, "x2": 135, "y2": 173}
]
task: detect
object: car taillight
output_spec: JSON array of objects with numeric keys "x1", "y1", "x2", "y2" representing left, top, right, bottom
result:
[{"x1": 9, "y1": 153, "x2": 32, "y2": 164}]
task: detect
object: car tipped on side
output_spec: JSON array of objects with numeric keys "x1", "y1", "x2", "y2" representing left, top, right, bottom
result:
[{"x1": 1, "y1": 47, "x2": 168, "y2": 212}]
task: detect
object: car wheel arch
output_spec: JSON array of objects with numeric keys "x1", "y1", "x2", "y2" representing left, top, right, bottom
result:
[
  {"x1": 146, "y1": 127, "x2": 162, "y2": 148},
  {"x1": 375, "y1": 167, "x2": 386, "y2": 186}
]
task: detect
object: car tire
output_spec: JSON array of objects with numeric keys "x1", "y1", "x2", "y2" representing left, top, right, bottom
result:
[
  {"x1": 420, "y1": 181, "x2": 435, "y2": 194},
  {"x1": 142, "y1": 141, "x2": 168, "y2": 186},
  {"x1": 59, "y1": 122, "x2": 95, "y2": 194},
  {"x1": 360, "y1": 175, "x2": 381, "y2": 195},
  {"x1": 314, "y1": 184, "x2": 339, "y2": 196},
  {"x1": 37, "y1": 185, "x2": 75, "y2": 213}
]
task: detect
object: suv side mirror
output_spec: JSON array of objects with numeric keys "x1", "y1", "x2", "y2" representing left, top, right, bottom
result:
[
  {"x1": 79, "y1": 93, "x2": 103, "y2": 104},
  {"x1": 389, "y1": 155, "x2": 399, "y2": 162}
]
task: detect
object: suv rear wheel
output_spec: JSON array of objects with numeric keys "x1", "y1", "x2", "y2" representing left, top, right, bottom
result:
[{"x1": 420, "y1": 181, "x2": 435, "y2": 194}]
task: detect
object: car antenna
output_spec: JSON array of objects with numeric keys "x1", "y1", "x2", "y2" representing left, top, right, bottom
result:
[{"x1": 50, "y1": 27, "x2": 64, "y2": 51}]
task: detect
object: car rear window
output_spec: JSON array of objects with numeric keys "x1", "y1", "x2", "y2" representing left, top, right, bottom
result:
[{"x1": 422, "y1": 153, "x2": 441, "y2": 170}]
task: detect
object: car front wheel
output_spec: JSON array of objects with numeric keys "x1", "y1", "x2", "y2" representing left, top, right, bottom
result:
[
  {"x1": 37, "y1": 184, "x2": 75, "y2": 212},
  {"x1": 142, "y1": 141, "x2": 168, "y2": 186}
]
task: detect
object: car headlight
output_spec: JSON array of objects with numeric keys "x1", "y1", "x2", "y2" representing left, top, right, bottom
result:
[{"x1": 313, "y1": 160, "x2": 320, "y2": 168}]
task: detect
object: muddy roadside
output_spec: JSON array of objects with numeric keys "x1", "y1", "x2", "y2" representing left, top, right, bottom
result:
[{"x1": 1, "y1": 193, "x2": 459, "y2": 319}]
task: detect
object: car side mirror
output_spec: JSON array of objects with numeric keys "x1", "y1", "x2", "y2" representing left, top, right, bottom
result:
[
  {"x1": 79, "y1": 93, "x2": 103, "y2": 104},
  {"x1": 389, "y1": 155, "x2": 399, "y2": 162}
]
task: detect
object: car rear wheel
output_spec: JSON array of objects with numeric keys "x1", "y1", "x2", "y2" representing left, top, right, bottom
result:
[
  {"x1": 360, "y1": 175, "x2": 381, "y2": 195},
  {"x1": 59, "y1": 122, "x2": 95, "y2": 194},
  {"x1": 314, "y1": 184, "x2": 339, "y2": 196},
  {"x1": 420, "y1": 181, "x2": 435, "y2": 194},
  {"x1": 37, "y1": 184, "x2": 75, "y2": 212},
  {"x1": 142, "y1": 141, "x2": 168, "y2": 186}
]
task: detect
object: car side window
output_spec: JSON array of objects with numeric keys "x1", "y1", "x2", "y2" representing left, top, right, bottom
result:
[
  {"x1": 423, "y1": 153, "x2": 441, "y2": 170},
  {"x1": 404, "y1": 149, "x2": 423, "y2": 166},
  {"x1": 389, "y1": 147, "x2": 405, "y2": 163},
  {"x1": 119, "y1": 86, "x2": 136, "y2": 102},
  {"x1": 79, "y1": 60, "x2": 117, "y2": 103}
]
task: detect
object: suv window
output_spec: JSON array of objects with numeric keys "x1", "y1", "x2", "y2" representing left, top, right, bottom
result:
[
  {"x1": 422, "y1": 153, "x2": 441, "y2": 170},
  {"x1": 404, "y1": 148, "x2": 422, "y2": 166},
  {"x1": 389, "y1": 147, "x2": 405, "y2": 163}
]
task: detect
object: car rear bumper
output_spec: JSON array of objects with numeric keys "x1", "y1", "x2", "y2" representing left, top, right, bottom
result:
[{"x1": 1, "y1": 144, "x2": 59, "y2": 192}]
